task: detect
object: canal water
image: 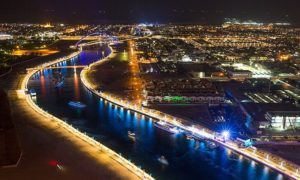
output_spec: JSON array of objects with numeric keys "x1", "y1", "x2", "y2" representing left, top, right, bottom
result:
[{"x1": 27, "y1": 47, "x2": 286, "y2": 180}]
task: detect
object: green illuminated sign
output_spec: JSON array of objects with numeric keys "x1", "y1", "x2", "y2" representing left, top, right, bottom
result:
[{"x1": 163, "y1": 96, "x2": 192, "y2": 103}]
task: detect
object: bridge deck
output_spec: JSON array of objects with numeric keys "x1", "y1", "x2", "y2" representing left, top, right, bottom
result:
[{"x1": 27, "y1": 65, "x2": 87, "y2": 71}]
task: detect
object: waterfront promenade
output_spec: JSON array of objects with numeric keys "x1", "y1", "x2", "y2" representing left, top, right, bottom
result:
[
  {"x1": 81, "y1": 43, "x2": 300, "y2": 180},
  {"x1": 0, "y1": 50, "x2": 149, "y2": 180}
]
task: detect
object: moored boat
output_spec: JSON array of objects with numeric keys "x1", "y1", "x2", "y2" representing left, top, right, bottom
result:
[
  {"x1": 186, "y1": 134, "x2": 194, "y2": 140},
  {"x1": 206, "y1": 140, "x2": 219, "y2": 149},
  {"x1": 29, "y1": 89, "x2": 37, "y2": 96},
  {"x1": 68, "y1": 101, "x2": 87, "y2": 109},
  {"x1": 128, "y1": 131, "x2": 135, "y2": 137},
  {"x1": 128, "y1": 131, "x2": 136, "y2": 141},
  {"x1": 154, "y1": 121, "x2": 180, "y2": 134},
  {"x1": 55, "y1": 80, "x2": 64, "y2": 88},
  {"x1": 158, "y1": 155, "x2": 169, "y2": 165}
]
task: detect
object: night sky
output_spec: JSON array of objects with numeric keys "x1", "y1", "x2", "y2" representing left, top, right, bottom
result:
[{"x1": 1, "y1": 0, "x2": 300, "y2": 24}]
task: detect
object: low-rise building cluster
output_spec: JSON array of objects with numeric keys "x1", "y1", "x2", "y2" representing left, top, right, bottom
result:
[{"x1": 144, "y1": 79, "x2": 225, "y2": 105}]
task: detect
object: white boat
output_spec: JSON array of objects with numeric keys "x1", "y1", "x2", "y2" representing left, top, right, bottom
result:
[
  {"x1": 158, "y1": 156, "x2": 169, "y2": 166},
  {"x1": 169, "y1": 127, "x2": 180, "y2": 134},
  {"x1": 29, "y1": 89, "x2": 37, "y2": 96},
  {"x1": 128, "y1": 131, "x2": 136, "y2": 141},
  {"x1": 206, "y1": 140, "x2": 219, "y2": 149},
  {"x1": 68, "y1": 101, "x2": 87, "y2": 109},
  {"x1": 55, "y1": 80, "x2": 64, "y2": 88},
  {"x1": 154, "y1": 121, "x2": 180, "y2": 134},
  {"x1": 186, "y1": 134, "x2": 194, "y2": 140},
  {"x1": 128, "y1": 131, "x2": 135, "y2": 137}
]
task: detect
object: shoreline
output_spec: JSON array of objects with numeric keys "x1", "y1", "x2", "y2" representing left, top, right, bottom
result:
[
  {"x1": 80, "y1": 43, "x2": 300, "y2": 180},
  {"x1": 21, "y1": 47, "x2": 154, "y2": 180}
]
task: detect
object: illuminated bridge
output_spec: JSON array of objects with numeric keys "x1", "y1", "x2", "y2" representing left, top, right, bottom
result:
[
  {"x1": 44, "y1": 65, "x2": 87, "y2": 69},
  {"x1": 75, "y1": 32, "x2": 118, "y2": 48},
  {"x1": 26, "y1": 65, "x2": 87, "y2": 72}
]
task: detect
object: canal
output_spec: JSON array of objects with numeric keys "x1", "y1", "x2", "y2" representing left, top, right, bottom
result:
[{"x1": 27, "y1": 47, "x2": 285, "y2": 180}]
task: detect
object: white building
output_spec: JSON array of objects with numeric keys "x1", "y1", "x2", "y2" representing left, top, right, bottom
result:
[
  {"x1": 0, "y1": 34, "x2": 13, "y2": 40},
  {"x1": 180, "y1": 55, "x2": 192, "y2": 62},
  {"x1": 227, "y1": 69, "x2": 252, "y2": 79},
  {"x1": 265, "y1": 111, "x2": 300, "y2": 130}
]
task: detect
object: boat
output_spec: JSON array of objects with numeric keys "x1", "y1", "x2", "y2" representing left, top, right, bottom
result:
[
  {"x1": 157, "y1": 156, "x2": 169, "y2": 166},
  {"x1": 186, "y1": 134, "x2": 194, "y2": 140},
  {"x1": 53, "y1": 73, "x2": 64, "y2": 88},
  {"x1": 206, "y1": 140, "x2": 219, "y2": 149},
  {"x1": 169, "y1": 127, "x2": 180, "y2": 134},
  {"x1": 29, "y1": 89, "x2": 37, "y2": 96},
  {"x1": 154, "y1": 121, "x2": 180, "y2": 134},
  {"x1": 128, "y1": 131, "x2": 135, "y2": 137},
  {"x1": 68, "y1": 101, "x2": 87, "y2": 109},
  {"x1": 128, "y1": 131, "x2": 136, "y2": 141},
  {"x1": 55, "y1": 80, "x2": 64, "y2": 88}
]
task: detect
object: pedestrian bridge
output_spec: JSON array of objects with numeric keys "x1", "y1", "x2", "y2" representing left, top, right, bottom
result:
[
  {"x1": 26, "y1": 65, "x2": 87, "y2": 72},
  {"x1": 44, "y1": 65, "x2": 87, "y2": 69}
]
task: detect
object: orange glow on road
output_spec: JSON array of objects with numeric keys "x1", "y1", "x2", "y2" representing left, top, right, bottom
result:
[{"x1": 127, "y1": 40, "x2": 144, "y2": 105}]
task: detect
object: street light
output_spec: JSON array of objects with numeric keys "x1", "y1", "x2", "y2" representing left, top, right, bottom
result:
[
  {"x1": 222, "y1": 130, "x2": 230, "y2": 141},
  {"x1": 280, "y1": 161, "x2": 284, "y2": 168},
  {"x1": 266, "y1": 154, "x2": 269, "y2": 161}
]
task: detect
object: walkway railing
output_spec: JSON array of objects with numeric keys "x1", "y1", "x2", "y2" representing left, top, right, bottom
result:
[
  {"x1": 22, "y1": 49, "x2": 154, "y2": 180},
  {"x1": 80, "y1": 45, "x2": 300, "y2": 180}
]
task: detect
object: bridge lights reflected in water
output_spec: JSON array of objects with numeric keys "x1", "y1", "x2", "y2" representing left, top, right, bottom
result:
[{"x1": 28, "y1": 49, "x2": 287, "y2": 180}]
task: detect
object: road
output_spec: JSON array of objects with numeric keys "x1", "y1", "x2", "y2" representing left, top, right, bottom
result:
[
  {"x1": 127, "y1": 40, "x2": 144, "y2": 105},
  {"x1": 81, "y1": 41, "x2": 300, "y2": 180},
  {"x1": 5, "y1": 38, "x2": 300, "y2": 179}
]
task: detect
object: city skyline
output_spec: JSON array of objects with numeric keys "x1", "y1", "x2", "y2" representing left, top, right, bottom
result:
[
  {"x1": 1, "y1": 1, "x2": 300, "y2": 180},
  {"x1": 1, "y1": 0, "x2": 300, "y2": 24}
]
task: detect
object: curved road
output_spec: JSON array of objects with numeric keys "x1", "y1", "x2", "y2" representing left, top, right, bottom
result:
[
  {"x1": 5, "y1": 40, "x2": 299, "y2": 180},
  {"x1": 80, "y1": 43, "x2": 300, "y2": 180}
]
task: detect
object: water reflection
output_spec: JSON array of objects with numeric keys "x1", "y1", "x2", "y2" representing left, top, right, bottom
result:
[
  {"x1": 73, "y1": 72, "x2": 80, "y2": 101},
  {"x1": 27, "y1": 49, "x2": 285, "y2": 180}
]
